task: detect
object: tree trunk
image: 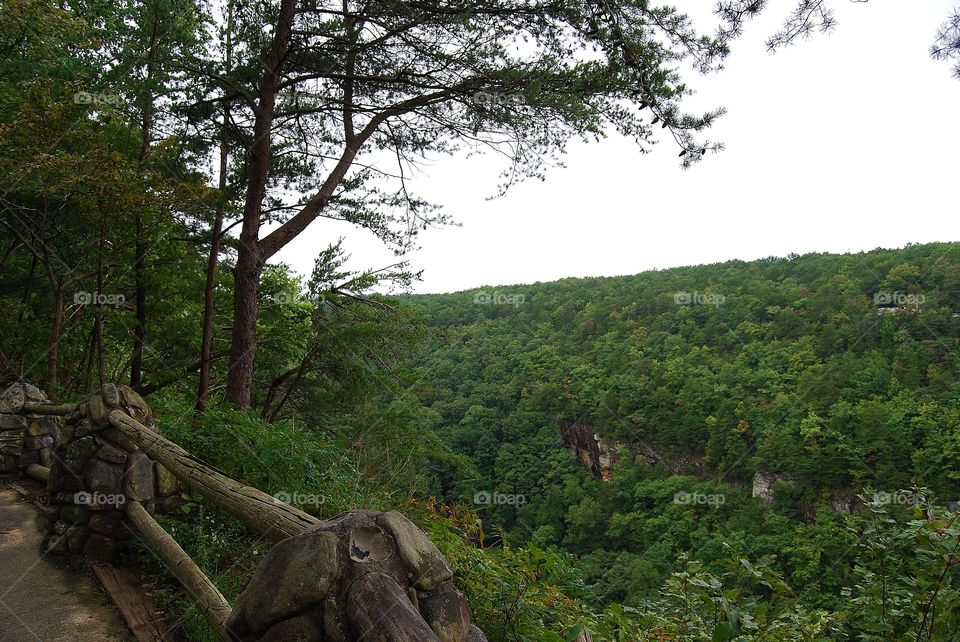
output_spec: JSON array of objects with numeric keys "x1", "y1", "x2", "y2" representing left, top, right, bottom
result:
[
  {"x1": 132, "y1": 11, "x2": 158, "y2": 389},
  {"x1": 224, "y1": 239, "x2": 262, "y2": 409},
  {"x1": 197, "y1": 0, "x2": 233, "y2": 413},
  {"x1": 224, "y1": 0, "x2": 296, "y2": 408},
  {"x1": 195, "y1": 212, "x2": 222, "y2": 412},
  {"x1": 84, "y1": 320, "x2": 97, "y2": 393},
  {"x1": 18, "y1": 253, "x2": 36, "y2": 324},
  {"x1": 48, "y1": 287, "x2": 63, "y2": 390},
  {"x1": 131, "y1": 212, "x2": 146, "y2": 388},
  {"x1": 91, "y1": 221, "x2": 107, "y2": 391}
]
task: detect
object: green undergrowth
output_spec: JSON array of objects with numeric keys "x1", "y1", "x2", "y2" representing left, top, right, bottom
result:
[{"x1": 132, "y1": 396, "x2": 416, "y2": 641}]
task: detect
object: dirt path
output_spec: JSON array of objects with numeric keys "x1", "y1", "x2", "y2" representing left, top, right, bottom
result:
[{"x1": 0, "y1": 487, "x2": 133, "y2": 642}]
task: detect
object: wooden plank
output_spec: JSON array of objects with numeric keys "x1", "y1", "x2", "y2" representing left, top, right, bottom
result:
[
  {"x1": 108, "y1": 410, "x2": 319, "y2": 542},
  {"x1": 91, "y1": 563, "x2": 175, "y2": 642},
  {"x1": 125, "y1": 500, "x2": 233, "y2": 641}
]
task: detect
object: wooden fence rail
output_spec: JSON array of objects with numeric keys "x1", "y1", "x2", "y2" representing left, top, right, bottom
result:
[{"x1": 125, "y1": 500, "x2": 233, "y2": 641}]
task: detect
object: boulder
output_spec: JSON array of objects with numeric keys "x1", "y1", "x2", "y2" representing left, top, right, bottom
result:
[
  {"x1": 66, "y1": 526, "x2": 88, "y2": 554},
  {"x1": 118, "y1": 385, "x2": 151, "y2": 425},
  {"x1": 87, "y1": 394, "x2": 108, "y2": 425},
  {"x1": 60, "y1": 504, "x2": 89, "y2": 525},
  {"x1": 154, "y1": 463, "x2": 178, "y2": 496},
  {"x1": 231, "y1": 509, "x2": 485, "y2": 642},
  {"x1": 0, "y1": 383, "x2": 25, "y2": 413},
  {"x1": 231, "y1": 530, "x2": 341, "y2": 636},
  {"x1": 0, "y1": 430, "x2": 22, "y2": 457},
  {"x1": 419, "y1": 583, "x2": 471, "y2": 642},
  {"x1": 88, "y1": 512, "x2": 119, "y2": 535},
  {"x1": 22, "y1": 383, "x2": 45, "y2": 402},
  {"x1": 96, "y1": 442, "x2": 127, "y2": 464},
  {"x1": 377, "y1": 511, "x2": 453, "y2": 591},
  {"x1": 257, "y1": 611, "x2": 325, "y2": 642},
  {"x1": 84, "y1": 533, "x2": 117, "y2": 561},
  {"x1": 101, "y1": 384, "x2": 121, "y2": 408}
]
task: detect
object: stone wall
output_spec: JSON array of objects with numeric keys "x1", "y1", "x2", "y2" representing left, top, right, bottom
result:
[
  {"x1": 43, "y1": 383, "x2": 182, "y2": 561},
  {"x1": 0, "y1": 383, "x2": 60, "y2": 478}
]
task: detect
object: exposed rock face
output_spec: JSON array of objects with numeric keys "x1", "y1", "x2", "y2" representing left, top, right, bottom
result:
[
  {"x1": 228, "y1": 509, "x2": 486, "y2": 642},
  {"x1": 561, "y1": 421, "x2": 702, "y2": 480},
  {"x1": 827, "y1": 494, "x2": 856, "y2": 514},
  {"x1": 595, "y1": 435, "x2": 621, "y2": 481},
  {"x1": 560, "y1": 422, "x2": 603, "y2": 478},
  {"x1": 752, "y1": 471, "x2": 793, "y2": 507}
]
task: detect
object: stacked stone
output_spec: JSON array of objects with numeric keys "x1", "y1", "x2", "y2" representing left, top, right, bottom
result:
[
  {"x1": 44, "y1": 383, "x2": 182, "y2": 561},
  {"x1": 0, "y1": 383, "x2": 60, "y2": 479},
  {"x1": 228, "y1": 509, "x2": 487, "y2": 642}
]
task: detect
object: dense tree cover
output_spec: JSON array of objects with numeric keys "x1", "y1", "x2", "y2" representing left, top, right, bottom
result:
[
  {"x1": 3, "y1": 0, "x2": 960, "y2": 639},
  {"x1": 398, "y1": 242, "x2": 960, "y2": 621}
]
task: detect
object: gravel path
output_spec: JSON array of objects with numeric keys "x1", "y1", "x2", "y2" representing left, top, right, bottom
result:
[{"x1": 0, "y1": 488, "x2": 133, "y2": 642}]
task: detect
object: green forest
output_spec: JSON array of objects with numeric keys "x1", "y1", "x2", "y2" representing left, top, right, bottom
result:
[
  {"x1": 399, "y1": 243, "x2": 960, "y2": 628},
  {"x1": 2, "y1": 0, "x2": 960, "y2": 640}
]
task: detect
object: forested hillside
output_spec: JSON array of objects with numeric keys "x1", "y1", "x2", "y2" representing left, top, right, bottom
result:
[
  {"x1": 399, "y1": 242, "x2": 960, "y2": 618},
  {"x1": 3, "y1": 0, "x2": 960, "y2": 638}
]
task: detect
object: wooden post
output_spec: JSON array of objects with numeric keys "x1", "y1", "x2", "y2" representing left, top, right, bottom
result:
[
  {"x1": 125, "y1": 500, "x2": 234, "y2": 641},
  {"x1": 107, "y1": 410, "x2": 319, "y2": 541},
  {"x1": 91, "y1": 563, "x2": 175, "y2": 642},
  {"x1": 347, "y1": 572, "x2": 441, "y2": 642}
]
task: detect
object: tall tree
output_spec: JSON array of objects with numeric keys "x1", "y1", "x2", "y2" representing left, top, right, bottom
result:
[
  {"x1": 216, "y1": 0, "x2": 783, "y2": 407},
  {"x1": 196, "y1": 0, "x2": 236, "y2": 411}
]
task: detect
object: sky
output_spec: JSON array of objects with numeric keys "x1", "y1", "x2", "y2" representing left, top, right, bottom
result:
[{"x1": 270, "y1": 0, "x2": 960, "y2": 295}]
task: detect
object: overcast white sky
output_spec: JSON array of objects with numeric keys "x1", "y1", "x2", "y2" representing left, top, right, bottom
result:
[{"x1": 271, "y1": 0, "x2": 960, "y2": 294}]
